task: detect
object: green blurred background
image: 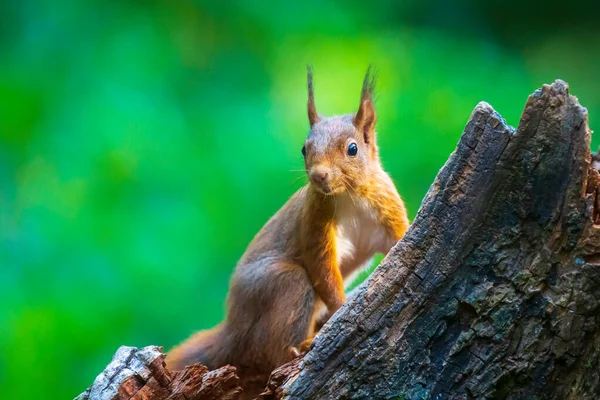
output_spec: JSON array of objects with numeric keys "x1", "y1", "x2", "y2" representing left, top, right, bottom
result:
[{"x1": 1, "y1": 0, "x2": 599, "y2": 398}]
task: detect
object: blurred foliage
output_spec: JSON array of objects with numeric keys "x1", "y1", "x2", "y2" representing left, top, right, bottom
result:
[{"x1": 1, "y1": 0, "x2": 599, "y2": 398}]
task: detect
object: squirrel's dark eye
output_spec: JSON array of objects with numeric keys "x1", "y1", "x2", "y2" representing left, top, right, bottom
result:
[
  {"x1": 347, "y1": 142, "x2": 358, "y2": 157},
  {"x1": 301, "y1": 146, "x2": 306, "y2": 157}
]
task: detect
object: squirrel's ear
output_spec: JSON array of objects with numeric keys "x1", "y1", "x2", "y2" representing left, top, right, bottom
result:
[
  {"x1": 307, "y1": 65, "x2": 320, "y2": 127},
  {"x1": 353, "y1": 66, "x2": 377, "y2": 144},
  {"x1": 354, "y1": 99, "x2": 376, "y2": 144}
]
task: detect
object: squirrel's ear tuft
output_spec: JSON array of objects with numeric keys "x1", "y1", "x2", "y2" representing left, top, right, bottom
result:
[
  {"x1": 307, "y1": 65, "x2": 320, "y2": 127},
  {"x1": 353, "y1": 66, "x2": 377, "y2": 144}
]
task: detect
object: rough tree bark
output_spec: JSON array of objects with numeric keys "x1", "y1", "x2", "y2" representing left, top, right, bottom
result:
[
  {"x1": 276, "y1": 80, "x2": 600, "y2": 399},
  {"x1": 78, "y1": 80, "x2": 600, "y2": 400}
]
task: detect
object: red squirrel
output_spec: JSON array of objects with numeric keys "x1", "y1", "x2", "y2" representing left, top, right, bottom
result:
[{"x1": 166, "y1": 67, "x2": 409, "y2": 394}]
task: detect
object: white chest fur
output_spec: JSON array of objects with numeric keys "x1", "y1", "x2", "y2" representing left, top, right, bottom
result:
[{"x1": 334, "y1": 194, "x2": 393, "y2": 280}]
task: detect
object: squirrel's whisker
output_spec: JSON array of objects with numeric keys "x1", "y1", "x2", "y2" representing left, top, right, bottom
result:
[{"x1": 340, "y1": 176, "x2": 358, "y2": 208}]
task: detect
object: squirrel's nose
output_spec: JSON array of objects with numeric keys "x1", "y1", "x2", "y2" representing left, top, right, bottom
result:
[{"x1": 310, "y1": 166, "x2": 329, "y2": 184}]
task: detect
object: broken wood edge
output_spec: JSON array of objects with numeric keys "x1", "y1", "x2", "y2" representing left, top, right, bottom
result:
[{"x1": 75, "y1": 345, "x2": 243, "y2": 400}]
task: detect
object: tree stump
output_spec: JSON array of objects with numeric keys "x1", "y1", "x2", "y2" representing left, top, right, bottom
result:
[
  {"x1": 275, "y1": 80, "x2": 600, "y2": 399},
  {"x1": 77, "y1": 80, "x2": 600, "y2": 399}
]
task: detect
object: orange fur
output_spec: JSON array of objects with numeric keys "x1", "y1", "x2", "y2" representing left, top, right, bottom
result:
[
  {"x1": 166, "y1": 67, "x2": 409, "y2": 398},
  {"x1": 358, "y1": 174, "x2": 410, "y2": 241},
  {"x1": 301, "y1": 189, "x2": 346, "y2": 312}
]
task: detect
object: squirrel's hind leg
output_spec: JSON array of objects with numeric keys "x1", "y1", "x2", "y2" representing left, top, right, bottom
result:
[{"x1": 228, "y1": 261, "x2": 316, "y2": 369}]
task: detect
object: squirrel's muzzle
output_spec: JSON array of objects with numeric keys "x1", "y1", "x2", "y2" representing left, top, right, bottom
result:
[
  {"x1": 310, "y1": 166, "x2": 329, "y2": 184},
  {"x1": 310, "y1": 165, "x2": 338, "y2": 194}
]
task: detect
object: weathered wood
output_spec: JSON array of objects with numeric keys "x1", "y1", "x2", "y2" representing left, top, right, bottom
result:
[
  {"x1": 75, "y1": 346, "x2": 243, "y2": 400},
  {"x1": 277, "y1": 80, "x2": 600, "y2": 399}
]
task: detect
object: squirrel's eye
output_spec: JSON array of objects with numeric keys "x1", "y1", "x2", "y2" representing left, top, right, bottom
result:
[
  {"x1": 301, "y1": 146, "x2": 306, "y2": 157},
  {"x1": 347, "y1": 142, "x2": 358, "y2": 157}
]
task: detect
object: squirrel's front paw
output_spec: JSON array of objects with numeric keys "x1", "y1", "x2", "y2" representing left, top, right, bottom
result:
[{"x1": 297, "y1": 337, "x2": 313, "y2": 353}]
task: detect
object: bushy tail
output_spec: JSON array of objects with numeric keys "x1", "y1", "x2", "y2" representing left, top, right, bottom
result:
[{"x1": 165, "y1": 323, "x2": 229, "y2": 371}]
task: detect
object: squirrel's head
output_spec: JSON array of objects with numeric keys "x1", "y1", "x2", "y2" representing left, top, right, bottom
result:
[{"x1": 302, "y1": 66, "x2": 379, "y2": 196}]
